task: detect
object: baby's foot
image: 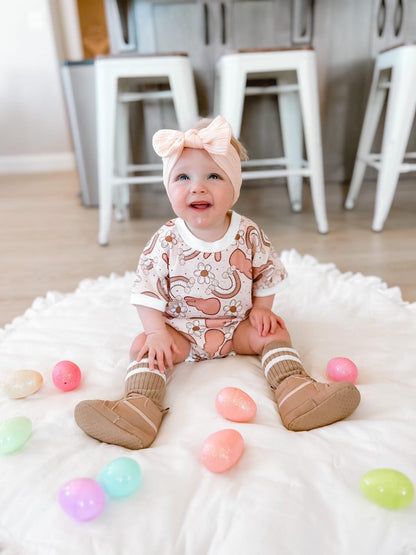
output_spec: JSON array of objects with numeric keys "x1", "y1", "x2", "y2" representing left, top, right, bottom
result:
[
  {"x1": 274, "y1": 375, "x2": 360, "y2": 431},
  {"x1": 74, "y1": 394, "x2": 168, "y2": 449}
]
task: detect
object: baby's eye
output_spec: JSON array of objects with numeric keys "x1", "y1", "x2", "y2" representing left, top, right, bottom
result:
[
  {"x1": 208, "y1": 173, "x2": 221, "y2": 180},
  {"x1": 176, "y1": 174, "x2": 189, "y2": 181}
]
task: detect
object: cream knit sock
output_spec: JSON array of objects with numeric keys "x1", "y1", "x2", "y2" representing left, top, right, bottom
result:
[
  {"x1": 125, "y1": 359, "x2": 166, "y2": 409},
  {"x1": 262, "y1": 340, "x2": 307, "y2": 388}
]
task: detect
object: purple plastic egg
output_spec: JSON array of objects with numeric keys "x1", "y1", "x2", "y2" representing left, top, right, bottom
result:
[{"x1": 58, "y1": 478, "x2": 105, "y2": 521}]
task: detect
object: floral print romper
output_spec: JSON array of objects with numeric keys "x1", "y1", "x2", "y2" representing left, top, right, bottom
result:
[{"x1": 130, "y1": 211, "x2": 287, "y2": 361}]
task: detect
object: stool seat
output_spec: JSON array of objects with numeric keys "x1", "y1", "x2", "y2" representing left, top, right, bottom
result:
[
  {"x1": 96, "y1": 53, "x2": 199, "y2": 245},
  {"x1": 229, "y1": 46, "x2": 314, "y2": 54},
  {"x1": 345, "y1": 44, "x2": 416, "y2": 231},
  {"x1": 215, "y1": 48, "x2": 328, "y2": 234}
]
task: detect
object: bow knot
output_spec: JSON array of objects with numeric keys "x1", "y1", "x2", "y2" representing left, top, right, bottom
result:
[
  {"x1": 152, "y1": 116, "x2": 232, "y2": 159},
  {"x1": 184, "y1": 129, "x2": 204, "y2": 149}
]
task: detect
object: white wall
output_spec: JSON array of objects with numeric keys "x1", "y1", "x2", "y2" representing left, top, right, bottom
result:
[{"x1": 0, "y1": 0, "x2": 77, "y2": 173}]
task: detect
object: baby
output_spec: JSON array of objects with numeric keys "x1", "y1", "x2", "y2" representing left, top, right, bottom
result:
[{"x1": 75, "y1": 116, "x2": 360, "y2": 449}]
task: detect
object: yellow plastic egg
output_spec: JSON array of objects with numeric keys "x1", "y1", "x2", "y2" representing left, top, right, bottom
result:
[
  {"x1": 360, "y1": 468, "x2": 414, "y2": 510},
  {"x1": 3, "y1": 370, "x2": 43, "y2": 399}
]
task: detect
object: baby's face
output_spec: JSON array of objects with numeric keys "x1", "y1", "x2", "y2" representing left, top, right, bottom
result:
[{"x1": 167, "y1": 148, "x2": 235, "y2": 241}]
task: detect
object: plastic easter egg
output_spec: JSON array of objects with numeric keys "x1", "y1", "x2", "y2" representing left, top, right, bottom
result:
[
  {"x1": 3, "y1": 370, "x2": 43, "y2": 399},
  {"x1": 201, "y1": 429, "x2": 244, "y2": 473},
  {"x1": 215, "y1": 387, "x2": 257, "y2": 423},
  {"x1": 58, "y1": 478, "x2": 106, "y2": 521},
  {"x1": 360, "y1": 469, "x2": 414, "y2": 510},
  {"x1": 0, "y1": 417, "x2": 32, "y2": 454},
  {"x1": 326, "y1": 357, "x2": 358, "y2": 383},
  {"x1": 98, "y1": 457, "x2": 142, "y2": 498},
  {"x1": 52, "y1": 361, "x2": 81, "y2": 391}
]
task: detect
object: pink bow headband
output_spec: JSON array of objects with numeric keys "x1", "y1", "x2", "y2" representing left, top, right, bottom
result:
[{"x1": 152, "y1": 116, "x2": 242, "y2": 203}]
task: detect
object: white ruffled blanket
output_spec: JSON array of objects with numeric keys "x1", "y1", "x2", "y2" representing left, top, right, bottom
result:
[{"x1": 1, "y1": 250, "x2": 415, "y2": 555}]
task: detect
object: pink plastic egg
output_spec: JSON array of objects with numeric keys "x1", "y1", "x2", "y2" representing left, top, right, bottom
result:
[
  {"x1": 200, "y1": 429, "x2": 244, "y2": 473},
  {"x1": 58, "y1": 478, "x2": 105, "y2": 521},
  {"x1": 326, "y1": 357, "x2": 358, "y2": 383},
  {"x1": 52, "y1": 361, "x2": 82, "y2": 391},
  {"x1": 215, "y1": 387, "x2": 257, "y2": 422}
]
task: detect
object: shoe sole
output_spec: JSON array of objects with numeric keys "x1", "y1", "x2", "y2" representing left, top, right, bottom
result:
[
  {"x1": 288, "y1": 384, "x2": 361, "y2": 431},
  {"x1": 74, "y1": 402, "x2": 144, "y2": 450}
]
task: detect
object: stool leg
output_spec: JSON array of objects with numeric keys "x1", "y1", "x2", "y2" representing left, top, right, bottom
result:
[
  {"x1": 215, "y1": 60, "x2": 246, "y2": 138},
  {"x1": 278, "y1": 73, "x2": 303, "y2": 212},
  {"x1": 345, "y1": 67, "x2": 389, "y2": 210},
  {"x1": 96, "y1": 63, "x2": 117, "y2": 246},
  {"x1": 114, "y1": 99, "x2": 130, "y2": 222},
  {"x1": 372, "y1": 58, "x2": 416, "y2": 231},
  {"x1": 297, "y1": 55, "x2": 328, "y2": 233},
  {"x1": 169, "y1": 61, "x2": 199, "y2": 130}
]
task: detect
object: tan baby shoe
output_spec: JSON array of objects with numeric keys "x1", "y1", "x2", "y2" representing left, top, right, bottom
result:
[
  {"x1": 274, "y1": 375, "x2": 361, "y2": 431},
  {"x1": 74, "y1": 394, "x2": 168, "y2": 450}
]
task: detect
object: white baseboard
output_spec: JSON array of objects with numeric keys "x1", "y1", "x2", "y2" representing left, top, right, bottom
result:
[{"x1": 0, "y1": 152, "x2": 76, "y2": 174}]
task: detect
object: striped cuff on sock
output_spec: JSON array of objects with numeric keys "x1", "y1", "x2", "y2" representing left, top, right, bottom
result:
[
  {"x1": 262, "y1": 342, "x2": 305, "y2": 388},
  {"x1": 125, "y1": 359, "x2": 166, "y2": 382},
  {"x1": 262, "y1": 347, "x2": 301, "y2": 378}
]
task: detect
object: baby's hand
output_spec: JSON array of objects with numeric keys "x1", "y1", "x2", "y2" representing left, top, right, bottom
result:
[
  {"x1": 136, "y1": 327, "x2": 180, "y2": 373},
  {"x1": 249, "y1": 307, "x2": 285, "y2": 337}
]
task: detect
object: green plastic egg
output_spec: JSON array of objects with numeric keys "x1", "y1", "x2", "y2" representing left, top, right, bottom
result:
[
  {"x1": 360, "y1": 468, "x2": 414, "y2": 510},
  {"x1": 0, "y1": 417, "x2": 32, "y2": 454}
]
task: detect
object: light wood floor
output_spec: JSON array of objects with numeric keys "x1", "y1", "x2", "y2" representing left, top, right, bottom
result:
[{"x1": 0, "y1": 171, "x2": 415, "y2": 328}]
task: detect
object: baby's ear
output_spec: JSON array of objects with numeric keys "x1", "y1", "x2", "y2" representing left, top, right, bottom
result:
[{"x1": 230, "y1": 135, "x2": 249, "y2": 161}]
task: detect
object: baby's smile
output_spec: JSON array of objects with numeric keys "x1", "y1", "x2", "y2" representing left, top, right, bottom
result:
[{"x1": 189, "y1": 201, "x2": 212, "y2": 210}]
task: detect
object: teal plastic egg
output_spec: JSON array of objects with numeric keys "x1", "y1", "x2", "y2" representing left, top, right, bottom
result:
[
  {"x1": 98, "y1": 457, "x2": 142, "y2": 498},
  {"x1": 0, "y1": 417, "x2": 32, "y2": 454},
  {"x1": 360, "y1": 468, "x2": 414, "y2": 510}
]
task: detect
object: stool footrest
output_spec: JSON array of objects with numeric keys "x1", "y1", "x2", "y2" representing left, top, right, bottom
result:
[
  {"x1": 242, "y1": 168, "x2": 311, "y2": 180},
  {"x1": 245, "y1": 84, "x2": 299, "y2": 96},
  {"x1": 242, "y1": 157, "x2": 309, "y2": 179},
  {"x1": 112, "y1": 175, "x2": 163, "y2": 186},
  {"x1": 359, "y1": 154, "x2": 416, "y2": 173},
  {"x1": 118, "y1": 90, "x2": 173, "y2": 102},
  {"x1": 242, "y1": 157, "x2": 308, "y2": 168},
  {"x1": 126, "y1": 163, "x2": 162, "y2": 172}
]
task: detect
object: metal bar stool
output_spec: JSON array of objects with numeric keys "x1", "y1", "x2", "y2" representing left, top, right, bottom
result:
[
  {"x1": 96, "y1": 53, "x2": 199, "y2": 245},
  {"x1": 345, "y1": 44, "x2": 416, "y2": 231},
  {"x1": 215, "y1": 47, "x2": 328, "y2": 234}
]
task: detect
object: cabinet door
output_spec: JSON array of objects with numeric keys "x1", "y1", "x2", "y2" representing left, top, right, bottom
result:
[
  {"x1": 222, "y1": 0, "x2": 292, "y2": 50},
  {"x1": 310, "y1": 0, "x2": 376, "y2": 181},
  {"x1": 134, "y1": 0, "x2": 214, "y2": 114},
  {"x1": 402, "y1": 0, "x2": 416, "y2": 42},
  {"x1": 370, "y1": 0, "x2": 407, "y2": 56},
  {"x1": 219, "y1": 1, "x2": 313, "y2": 160},
  {"x1": 144, "y1": 0, "x2": 203, "y2": 53}
]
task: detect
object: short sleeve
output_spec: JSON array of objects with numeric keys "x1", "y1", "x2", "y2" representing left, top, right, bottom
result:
[
  {"x1": 130, "y1": 227, "x2": 170, "y2": 311},
  {"x1": 247, "y1": 222, "x2": 287, "y2": 297}
]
